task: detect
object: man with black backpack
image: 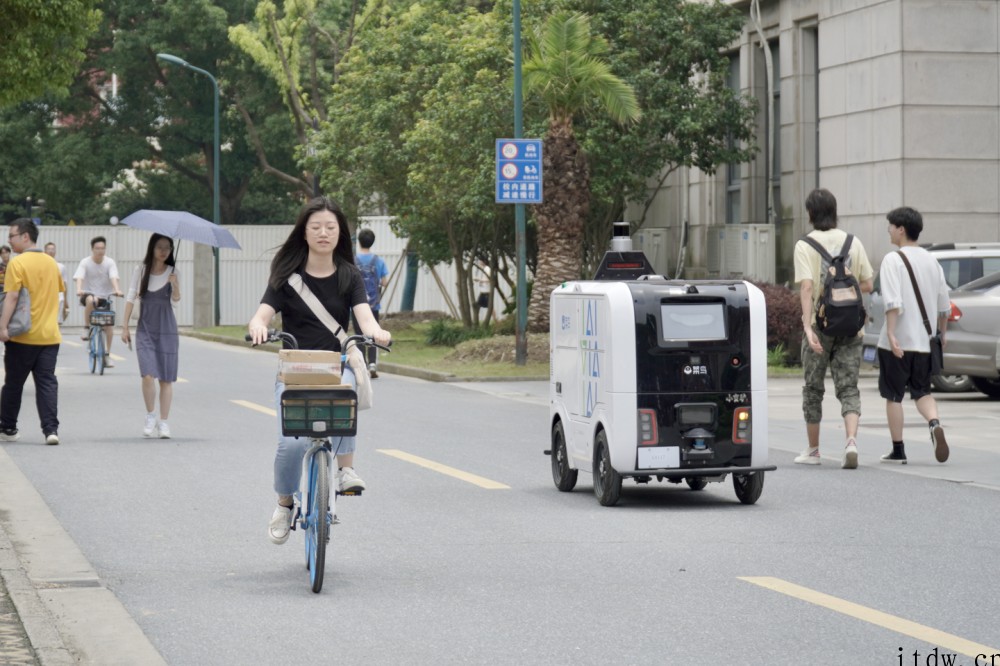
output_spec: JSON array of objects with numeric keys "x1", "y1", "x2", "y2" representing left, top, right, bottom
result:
[
  {"x1": 793, "y1": 189, "x2": 874, "y2": 469},
  {"x1": 353, "y1": 228, "x2": 389, "y2": 377}
]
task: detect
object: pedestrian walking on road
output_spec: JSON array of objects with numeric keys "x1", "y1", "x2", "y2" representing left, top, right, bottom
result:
[
  {"x1": 876, "y1": 207, "x2": 951, "y2": 464},
  {"x1": 0, "y1": 219, "x2": 65, "y2": 445},
  {"x1": 44, "y1": 242, "x2": 70, "y2": 324},
  {"x1": 121, "y1": 234, "x2": 181, "y2": 439},
  {"x1": 247, "y1": 196, "x2": 391, "y2": 545},
  {"x1": 793, "y1": 188, "x2": 874, "y2": 468},
  {"x1": 73, "y1": 236, "x2": 123, "y2": 366},
  {"x1": 0, "y1": 245, "x2": 10, "y2": 292},
  {"x1": 351, "y1": 227, "x2": 389, "y2": 378}
]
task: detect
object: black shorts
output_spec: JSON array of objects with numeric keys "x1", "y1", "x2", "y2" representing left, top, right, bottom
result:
[
  {"x1": 877, "y1": 347, "x2": 933, "y2": 402},
  {"x1": 80, "y1": 293, "x2": 110, "y2": 309}
]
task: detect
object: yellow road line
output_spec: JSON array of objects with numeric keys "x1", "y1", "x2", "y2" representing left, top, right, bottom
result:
[
  {"x1": 740, "y1": 576, "x2": 999, "y2": 658},
  {"x1": 231, "y1": 399, "x2": 276, "y2": 416},
  {"x1": 377, "y1": 449, "x2": 510, "y2": 489}
]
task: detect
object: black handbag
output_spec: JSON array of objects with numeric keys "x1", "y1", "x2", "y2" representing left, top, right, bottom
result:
[{"x1": 897, "y1": 251, "x2": 944, "y2": 376}]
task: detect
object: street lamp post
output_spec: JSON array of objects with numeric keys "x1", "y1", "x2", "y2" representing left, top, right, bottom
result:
[{"x1": 156, "y1": 52, "x2": 221, "y2": 326}]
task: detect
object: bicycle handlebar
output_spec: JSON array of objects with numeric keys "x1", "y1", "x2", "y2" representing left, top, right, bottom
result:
[{"x1": 244, "y1": 329, "x2": 391, "y2": 354}]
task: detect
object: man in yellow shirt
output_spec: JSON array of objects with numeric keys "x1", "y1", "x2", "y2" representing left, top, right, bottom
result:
[{"x1": 0, "y1": 219, "x2": 65, "y2": 445}]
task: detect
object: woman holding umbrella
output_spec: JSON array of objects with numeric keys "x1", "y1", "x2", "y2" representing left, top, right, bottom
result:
[{"x1": 121, "y1": 233, "x2": 180, "y2": 438}]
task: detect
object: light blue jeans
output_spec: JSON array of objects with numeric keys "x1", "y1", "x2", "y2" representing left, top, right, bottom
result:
[{"x1": 273, "y1": 367, "x2": 356, "y2": 496}]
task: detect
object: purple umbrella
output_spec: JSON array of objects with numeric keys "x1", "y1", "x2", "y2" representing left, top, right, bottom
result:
[{"x1": 118, "y1": 209, "x2": 241, "y2": 249}]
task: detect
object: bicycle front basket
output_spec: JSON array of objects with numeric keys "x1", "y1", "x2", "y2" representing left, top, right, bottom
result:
[
  {"x1": 280, "y1": 386, "x2": 358, "y2": 437},
  {"x1": 90, "y1": 310, "x2": 115, "y2": 327}
]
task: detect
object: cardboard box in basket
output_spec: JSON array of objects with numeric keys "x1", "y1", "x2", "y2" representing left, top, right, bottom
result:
[{"x1": 278, "y1": 349, "x2": 341, "y2": 385}]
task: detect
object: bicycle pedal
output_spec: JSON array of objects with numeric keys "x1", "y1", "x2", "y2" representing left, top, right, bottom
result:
[{"x1": 337, "y1": 489, "x2": 363, "y2": 497}]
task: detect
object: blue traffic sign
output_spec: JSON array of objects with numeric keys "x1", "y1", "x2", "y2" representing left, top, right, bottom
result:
[{"x1": 496, "y1": 139, "x2": 542, "y2": 204}]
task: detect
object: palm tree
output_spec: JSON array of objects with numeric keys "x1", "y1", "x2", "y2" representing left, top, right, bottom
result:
[{"x1": 523, "y1": 11, "x2": 640, "y2": 332}]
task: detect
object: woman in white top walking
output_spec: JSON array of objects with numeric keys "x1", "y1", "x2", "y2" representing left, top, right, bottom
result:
[{"x1": 120, "y1": 234, "x2": 181, "y2": 438}]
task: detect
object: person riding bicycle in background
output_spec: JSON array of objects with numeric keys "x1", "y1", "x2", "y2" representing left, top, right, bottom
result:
[
  {"x1": 121, "y1": 234, "x2": 181, "y2": 439},
  {"x1": 74, "y1": 236, "x2": 123, "y2": 368},
  {"x1": 248, "y1": 196, "x2": 391, "y2": 546}
]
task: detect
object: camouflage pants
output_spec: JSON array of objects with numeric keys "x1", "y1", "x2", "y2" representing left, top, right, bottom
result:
[{"x1": 801, "y1": 329, "x2": 863, "y2": 424}]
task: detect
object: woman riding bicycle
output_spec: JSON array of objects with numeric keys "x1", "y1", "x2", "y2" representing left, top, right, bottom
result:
[{"x1": 248, "y1": 197, "x2": 391, "y2": 546}]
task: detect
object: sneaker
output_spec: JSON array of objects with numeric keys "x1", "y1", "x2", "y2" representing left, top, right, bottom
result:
[
  {"x1": 104, "y1": 355, "x2": 114, "y2": 368},
  {"x1": 337, "y1": 466, "x2": 367, "y2": 492},
  {"x1": 157, "y1": 421, "x2": 171, "y2": 439},
  {"x1": 143, "y1": 413, "x2": 157, "y2": 438},
  {"x1": 81, "y1": 330, "x2": 91, "y2": 341},
  {"x1": 368, "y1": 363, "x2": 378, "y2": 379},
  {"x1": 931, "y1": 424, "x2": 949, "y2": 463},
  {"x1": 794, "y1": 448, "x2": 821, "y2": 465},
  {"x1": 0, "y1": 428, "x2": 19, "y2": 442},
  {"x1": 842, "y1": 439, "x2": 858, "y2": 469},
  {"x1": 45, "y1": 433, "x2": 59, "y2": 446},
  {"x1": 880, "y1": 451, "x2": 908, "y2": 464},
  {"x1": 268, "y1": 505, "x2": 293, "y2": 545}
]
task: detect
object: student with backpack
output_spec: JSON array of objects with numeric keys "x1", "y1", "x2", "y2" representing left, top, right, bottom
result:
[
  {"x1": 792, "y1": 188, "x2": 874, "y2": 469},
  {"x1": 353, "y1": 228, "x2": 389, "y2": 377}
]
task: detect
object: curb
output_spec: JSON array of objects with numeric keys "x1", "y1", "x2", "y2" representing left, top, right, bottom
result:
[
  {"x1": 0, "y1": 526, "x2": 73, "y2": 666},
  {"x1": 181, "y1": 331, "x2": 546, "y2": 383}
]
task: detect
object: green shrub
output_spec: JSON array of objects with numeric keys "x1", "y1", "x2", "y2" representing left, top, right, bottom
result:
[
  {"x1": 425, "y1": 319, "x2": 493, "y2": 347},
  {"x1": 751, "y1": 281, "x2": 802, "y2": 363}
]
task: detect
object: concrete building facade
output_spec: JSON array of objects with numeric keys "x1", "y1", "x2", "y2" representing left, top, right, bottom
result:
[{"x1": 628, "y1": 0, "x2": 1000, "y2": 284}]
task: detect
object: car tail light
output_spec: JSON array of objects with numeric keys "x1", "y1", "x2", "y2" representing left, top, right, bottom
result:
[
  {"x1": 732, "y1": 407, "x2": 751, "y2": 444},
  {"x1": 638, "y1": 409, "x2": 658, "y2": 446},
  {"x1": 948, "y1": 302, "x2": 962, "y2": 322}
]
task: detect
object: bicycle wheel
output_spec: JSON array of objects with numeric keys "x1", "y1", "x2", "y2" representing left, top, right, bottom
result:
[
  {"x1": 305, "y1": 448, "x2": 330, "y2": 593},
  {"x1": 95, "y1": 333, "x2": 106, "y2": 375},
  {"x1": 88, "y1": 330, "x2": 98, "y2": 374}
]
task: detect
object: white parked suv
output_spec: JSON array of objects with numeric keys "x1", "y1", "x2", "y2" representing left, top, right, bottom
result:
[{"x1": 862, "y1": 243, "x2": 1000, "y2": 392}]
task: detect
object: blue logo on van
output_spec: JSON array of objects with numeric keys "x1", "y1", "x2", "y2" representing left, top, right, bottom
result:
[{"x1": 581, "y1": 299, "x2": 601, "y2": 417}]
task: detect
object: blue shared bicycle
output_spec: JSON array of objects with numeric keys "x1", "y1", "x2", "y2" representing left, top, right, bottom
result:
[
  {"x1": 249, "y1": 329, "x2": 389, "y2": 593},
  {"x1": 86, "y1": 297, "x2": 117, "y2": 375}
]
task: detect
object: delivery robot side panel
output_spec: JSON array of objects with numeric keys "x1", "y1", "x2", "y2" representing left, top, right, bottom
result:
[
  {"x1": 747, "y1": 283, "x2": 769, "y2": 466},
  {"x1": 550, "y1": 282, "x2": 635, "y2": 470}
]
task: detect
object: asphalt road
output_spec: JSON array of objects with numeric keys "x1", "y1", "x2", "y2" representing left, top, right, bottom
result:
[{"x1": 2, "y1": 335, "x2": 999, "y2": 665}]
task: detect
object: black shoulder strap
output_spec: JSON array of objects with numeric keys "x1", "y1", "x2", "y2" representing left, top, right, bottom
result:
[
  {"x1": 837, "y1": 234, "x2": 854, "y2": 261},
  {"x1": 896, "y1": 250, "x2": 933, "y2": 335},
  {"x1": 800, "y1": 236, "x2": 833, "y2": 263}
]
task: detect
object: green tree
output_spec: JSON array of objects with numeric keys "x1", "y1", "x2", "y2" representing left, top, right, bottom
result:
[
  {"x1": 229, "y1": 0, "x2": 364, "y2": 195},
  {"x1": 522, "y1": 11, "x2": 640, "y2": 332},
  {"x1": 577, "y1": 0, "x2": 757, "y2": 266},
  {"x1": 0, "y1": 0, "x2": 101, "y2": 107},
  {"x1": 317, "y1": 1, "x2": 516, "y2": 325}
]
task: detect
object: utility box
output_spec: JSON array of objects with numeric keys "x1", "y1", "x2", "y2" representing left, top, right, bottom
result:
[{"x1": 707, "y1": 224, "x2": 775, "y2": 283}]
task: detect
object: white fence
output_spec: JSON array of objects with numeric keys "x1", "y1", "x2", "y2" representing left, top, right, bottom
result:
[{"x1": 21, "y1": 217, "x2": 464, "y2": 328}]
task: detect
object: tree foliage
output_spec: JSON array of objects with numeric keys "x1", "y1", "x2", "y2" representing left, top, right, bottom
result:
[
  {"x1": 522, "y1": 11, "x2": 640, "y2": 331},
  {"x1": 0, "y1": 0, "x2": 101, "y2": 107},
  {"x1": 229, "y1": 0, "x2": 364, "y2": 195},
  {"x1": 317, "y1": 1, "x2": 516, "y2": 325}
]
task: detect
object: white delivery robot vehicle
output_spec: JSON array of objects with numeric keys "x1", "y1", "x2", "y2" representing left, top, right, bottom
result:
[{"x1": 547, "y1": 224, "x2": 776, "y2": 506}]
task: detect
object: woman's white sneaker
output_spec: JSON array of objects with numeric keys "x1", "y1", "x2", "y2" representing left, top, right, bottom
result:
[
  {"x1": 157, "y1": 421, "x2": 171, "y2": 439},
  {"x1": 337, "y1": 467, "x2": 367, "y2": 492},
  {"x1": 143, "y1": 413, "x2": 157, "y2": 438},
  {"x1": 268, "y1": 505, "x2": 293, "y2": 544}
]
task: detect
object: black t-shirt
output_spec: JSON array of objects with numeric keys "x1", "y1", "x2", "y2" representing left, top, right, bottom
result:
[{"x1": 260, "y1": 267, "x2": 367, "y2": 351}]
